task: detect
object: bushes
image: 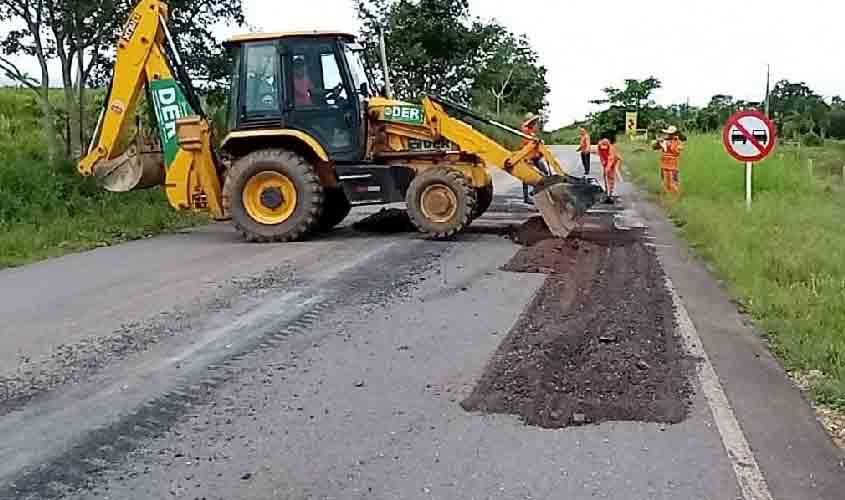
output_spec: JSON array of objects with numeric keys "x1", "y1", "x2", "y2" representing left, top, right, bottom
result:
[
  {"x1": 802, "y1": 132, "x2": 823, "y2": 147},
  {"x1": 0, "y1": 87, "x2": 200, "y2": 268}
]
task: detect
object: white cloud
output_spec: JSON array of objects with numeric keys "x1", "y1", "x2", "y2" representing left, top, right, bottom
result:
[{"x1": 3, "y1": 0, "x2": 843, "y2": 129}]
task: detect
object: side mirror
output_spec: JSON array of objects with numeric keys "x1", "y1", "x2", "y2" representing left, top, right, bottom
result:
[{"x1": 359, "y1": 82, "x2": 371, "y2": 97}]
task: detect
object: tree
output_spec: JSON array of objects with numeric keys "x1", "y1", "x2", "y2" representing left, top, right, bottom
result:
[
  {"x1": 590, "y1": 77, "x2": 662, "y2": 115},
  {"x1": 471, "y1": 25, "x2": 548, "y2": 117},
  {"x1": 828, "y1": 109, "x2": 845, "y2": 139},
  {"x1": 1, "y1": 0, "x2": 244, "y2": 160},
  {"x1": 768, "y1": 79, "x2": 829, "y2": 136},
  {"x1": 357, "y1": 0, "x2": 506, "y2": 104},
  {"x1": 588, "y1": 77, "x2": 662, "y2": 138},
  {"x1": 0, "y1": 0, "x2": 60, "y2": 160}
]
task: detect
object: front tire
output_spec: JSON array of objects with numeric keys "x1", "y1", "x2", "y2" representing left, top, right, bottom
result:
[
  {"x1": 227, "y1": 149, "x2": 323, "y2": 242},
  {"x1": 406, "y1": 167, "x2": 476, "y2": 240}
]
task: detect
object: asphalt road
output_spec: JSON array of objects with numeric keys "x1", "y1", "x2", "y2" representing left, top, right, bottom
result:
[{"x1": 0, "y1": 147, "x2": 841, "y2": 500}]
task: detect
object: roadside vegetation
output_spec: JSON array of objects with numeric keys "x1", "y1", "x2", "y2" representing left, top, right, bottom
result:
[
  {"x1": 0, "y1": 88, "x2": 199, "y2": 269},
  {"x1": 0, "y1": 0, "x2": 245, "y2": 269},
  {"x1": 544, "y1": 125, "x2": 582, "y2": 145},
  {"x1": 621, "y1": 134, "x2": 845, "y2": 409}
]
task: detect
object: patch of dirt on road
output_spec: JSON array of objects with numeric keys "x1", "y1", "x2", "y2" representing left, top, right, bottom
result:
[
  {"x1": 502, "y1": 238, "x2": 583, "y2": 275},
  {"x1": 463, "y1": 226, "x2": 693, "y2": 429},
  {"x1": 510, "y1": 216, "x2": 553, "y2": 246},
  {"x1": 353, "y1": 208, "x2": 416, "y2": 234}
]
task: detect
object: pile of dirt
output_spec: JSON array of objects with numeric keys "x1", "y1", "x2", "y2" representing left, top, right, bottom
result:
[
  {"x1": 352, "y1": 208, "x2": 417, "y2": 234},
  {"x1": 510, "y1": 216, "x2": 553, "y2": 246},
  {"x1": 463, "y1": 230, "x2": 693, "y2": 429},
  {"x1": 502, "y1": 238, "x2": 584, "y2": 274}
]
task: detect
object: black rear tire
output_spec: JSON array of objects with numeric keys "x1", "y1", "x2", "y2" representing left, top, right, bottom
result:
[
  {"x1": 228, "y1": 149, "x2": 323, "y2": 242},
  {"x1": 406, "y1": 167, "x2": 476, "y2": 240},
  {"x1": 471, "y1": 183, "x2": 494, "y2": 220}
]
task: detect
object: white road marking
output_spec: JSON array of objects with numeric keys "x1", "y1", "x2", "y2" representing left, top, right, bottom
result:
[{"x1": 666, "y1": 279, "x2": 774, "y2": 500}]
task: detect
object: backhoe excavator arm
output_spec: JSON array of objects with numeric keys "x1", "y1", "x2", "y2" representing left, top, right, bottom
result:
[
  {"x1": 420, "y1": 96, "x2": 567, "y2": 184},
  {"x1": 420, "y1": 95, "x2": 604, "y2": 237},
  {"x1": 78, "y1": 0, "x2": 224, "y2": 218}
]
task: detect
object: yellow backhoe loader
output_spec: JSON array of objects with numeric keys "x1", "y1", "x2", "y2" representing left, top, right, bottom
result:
[{"x1": 78, "y1": 0, "x2": 604, "y2": 242}]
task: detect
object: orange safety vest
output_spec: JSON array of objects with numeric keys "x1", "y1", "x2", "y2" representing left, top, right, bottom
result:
[
  {"x1": 660, "y1": 138, "x2": 683, "y2": 170},
  {"x1": 597, "y1": 139, "x2": 621, "y2": 167},
  {"x1": 578, "y1": 131, "x2": 591, "y2": 153}
]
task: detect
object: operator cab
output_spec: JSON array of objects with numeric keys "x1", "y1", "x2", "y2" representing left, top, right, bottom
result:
[{"x1": 224, "y1": 32, "x2": 376, "y2": 162}]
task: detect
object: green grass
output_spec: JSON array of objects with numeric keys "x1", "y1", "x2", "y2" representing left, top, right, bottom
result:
[
  {"x1": 621, "y1": 134, "x2": 845, "y2": 409},
  {"x1": 544, "y1": 125, "x2": 581, "y2": 145},
  {"x1": 0, "y1": 87, "x2": 202, "y2": 269}
]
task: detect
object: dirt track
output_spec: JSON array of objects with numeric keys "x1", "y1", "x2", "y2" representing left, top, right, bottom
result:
[{"x1": 463, "y1": 218, "x2": 693, "y2": 428}]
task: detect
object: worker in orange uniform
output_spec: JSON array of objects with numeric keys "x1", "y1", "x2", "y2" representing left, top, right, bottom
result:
[
  {"x1": 576, "y1": 127, "x2": 591, "y2": 175},
  {"x1": 521, "y1": 112, "x2": 552, "y2": 204},
  {"x1": 653, "y1": 125, "x2": 684, "y2": 194},
  {"x1": 597, "y1": 137, "x2": 623, "y2": 203}
]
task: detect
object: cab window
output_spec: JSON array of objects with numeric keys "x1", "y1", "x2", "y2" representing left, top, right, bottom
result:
[
  {"x1": 290, "y1": 47, "x2": 348, "y2": 109},
  {"x1": 243, "y1": 43, "x2": 279, "y2": 117}
]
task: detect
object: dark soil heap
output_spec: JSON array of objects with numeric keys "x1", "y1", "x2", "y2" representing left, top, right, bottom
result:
[
  {"x1": 352, "y1": 208, "x2": 417, "y2": 234},
  {"x1": 463, "y1": 218, "x2": 693, "y2": 429}
]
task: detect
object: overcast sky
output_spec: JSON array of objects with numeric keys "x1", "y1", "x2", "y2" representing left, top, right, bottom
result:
[{"x1": 3, "y1": 0, "x2": 844, "y2": 129}]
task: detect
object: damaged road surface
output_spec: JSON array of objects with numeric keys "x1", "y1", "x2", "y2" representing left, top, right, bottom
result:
[
  {"x1": 464, "y1": 222, "x2": 693, "y2": 429},
  {"x1": 1, "y1": 163, "x2": 842, "y2": 500}
]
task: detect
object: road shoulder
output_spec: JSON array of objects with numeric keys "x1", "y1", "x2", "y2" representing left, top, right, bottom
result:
[{"x1": 629, "y1": 187, "x2": 845, "y2": 499}]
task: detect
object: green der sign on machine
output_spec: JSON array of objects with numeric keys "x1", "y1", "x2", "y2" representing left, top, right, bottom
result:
[
  {"x1": 383, "y1": 105, "x2": 426, "y2": 126},
  {"x1": 150, "y1": 79, "x2": 194, "y2": 168}
]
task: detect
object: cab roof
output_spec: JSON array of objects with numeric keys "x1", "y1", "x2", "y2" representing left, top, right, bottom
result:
[{"x1": 225, "y1": 31, "x2": 356, "y2": 44}]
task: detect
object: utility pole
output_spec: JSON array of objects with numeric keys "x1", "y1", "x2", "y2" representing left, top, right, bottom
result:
[
  {"x1": 377, "y1": 26, "x2": 393, "y2": 99},
  {"x1": 764, "y1": 64, "x2": 771, "y2": 118}
]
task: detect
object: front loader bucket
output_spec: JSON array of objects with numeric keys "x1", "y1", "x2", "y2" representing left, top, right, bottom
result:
[
  {"x1": 93, "y1": 138, "x2": 165, "y2": 193},
  {"x1": 532, "y1": 175, "x2": 605, "y2": 238}
]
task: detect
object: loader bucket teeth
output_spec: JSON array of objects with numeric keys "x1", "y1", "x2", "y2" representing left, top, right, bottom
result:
[{"x1": 532, "y1": 176, "x2": 605, "y2": 239}]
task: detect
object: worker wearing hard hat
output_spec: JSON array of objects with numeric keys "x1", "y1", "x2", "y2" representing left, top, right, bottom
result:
[
  {"x1": 576, "y1": 127, "x2": 591, "y2": 175},
  {"x1": 521, "y1": 112, "x2": 552, "y2": 204},
  {"x1": 597, "y1": 137, "x2": 623, "y2": 202},
  {"x1": 653, "y1": 125, "x2": 684, "y2": 194}
]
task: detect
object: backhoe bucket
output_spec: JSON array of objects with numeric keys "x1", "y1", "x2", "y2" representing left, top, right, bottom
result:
[
  {"x1": 92, "y1": 138, "x2": 165, "y2": 192},
  {"x1": 532, "y1": 175, "x2": 605, "y2": 238}
]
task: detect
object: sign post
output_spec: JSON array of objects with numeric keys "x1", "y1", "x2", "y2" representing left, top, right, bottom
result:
[
  {"x1": 745, "y1": 161, "x2": 752, "y2": 209},
  {"x1": 722, "y1": 110, "x2": 778, "y2": 210}
]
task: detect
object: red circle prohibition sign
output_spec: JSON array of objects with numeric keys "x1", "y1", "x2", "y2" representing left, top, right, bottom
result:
[{"x1": 722, "y1": 110, "x2": 778, "y2": 163}]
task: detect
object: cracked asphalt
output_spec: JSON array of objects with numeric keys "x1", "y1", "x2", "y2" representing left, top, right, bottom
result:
[{"x1": 0, "y1": 148, "x2": 841, "y2": 500}]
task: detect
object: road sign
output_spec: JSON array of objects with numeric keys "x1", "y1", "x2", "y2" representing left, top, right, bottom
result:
[
  {"x1": 722, "y1": 110, "x2": 777, "y2": 163},
  {"x1": 721, "y1": 110, "x2": 778, "y2": 210},
  {"x1": 625, "y1": 112, "x2": 638, "y2": 137}
]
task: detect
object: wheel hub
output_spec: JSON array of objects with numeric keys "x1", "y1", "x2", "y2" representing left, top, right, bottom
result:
[
  {"x1": 260, "y1": 187, "x2": 284, "y2": 209},
  {"x1": 242, "y1": 171, "x2": 298, "y2": 225},
  {"x1": 420, "y1": 185, "x2": 458, "y2": 223}
]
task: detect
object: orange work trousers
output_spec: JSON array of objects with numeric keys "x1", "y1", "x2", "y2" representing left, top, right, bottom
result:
[
  {"x1": 661, "y1": 168, "x2": 680, "y2": 194},
  {"x1": 604, "y1": 161, "x2": 620, "y2": 195}
]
